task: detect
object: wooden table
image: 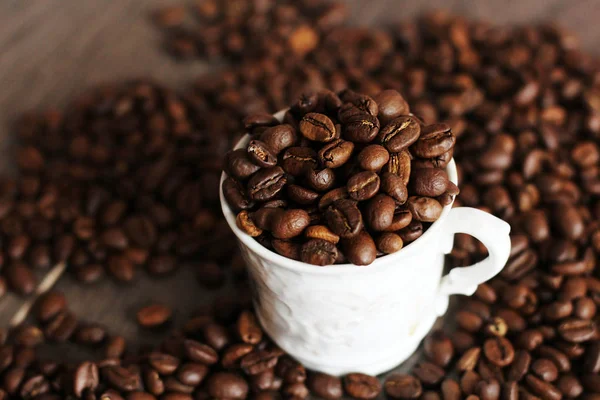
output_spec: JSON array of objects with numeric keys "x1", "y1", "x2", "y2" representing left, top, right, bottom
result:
[{"x1": 0, "y1": 0, "x2": 596, "y2": 362}]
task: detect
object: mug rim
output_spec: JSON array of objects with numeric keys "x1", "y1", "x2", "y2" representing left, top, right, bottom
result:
[{"x1": 219, "y1": 112, "x2": 458, "y2": 275}]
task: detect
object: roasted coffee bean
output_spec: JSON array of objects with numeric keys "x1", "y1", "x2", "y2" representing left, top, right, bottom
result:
[
  {"x1": 272, "y1": 239, "x2": 301, "y2": 260},
  {"x1": 556, "y1": 374, "x2": 583, "y2": 398},
  {"x1": 457, "y1": 347, "x2": 481, "y2": 372},
  {"x1": 247, "y1": 167, "x2": 287, "y2": 202},
  {"x1": 386, "y1": 150, "x2": 412, "y2": 186},
  {"x1": 376, "y1": 232, "x2": 404, "y2": 254},
  {"x1": 287, "y1": 184, "x2": 319, "y2": 205},
  {"x1": 325, "y1": 199, "x2": 363, "y2": 238},
  {"x1": 347, "y1": 171, "x2": 380, "y2": 201},
  {"x1": 307, "y1": 372, "x2": 343, "y2": 400},
  {"x1": 484, "y1": 337, "x2": 515, "y2": 367},
  {"x1": 300, "y1": 113, "x2": 336, "y2": 142},
  {"x1": 301, "y1": 239, "x2": 338, "y2": 266},
  {"x1": 260, "y1": 125, "x2": 297, "y2": 155},
  {"x1": 318, "y1": 139, "x2": 354, "y2": 169},
  {"x1": 424, "y1": 331, "x2": 454, "y2": 368},
  {"x1": 384, "y1": 374, "x2": 422, "y2": 399},
  {"x1": 73, "y1": 362, "x2": 99, "y2": 397},
  {"x1": 44, "y1": 311, "x2": 77, "y2": 342},
  {"x1": 248, "y1": 140, "x2": 277, "y2": 168},
  {"x1": 148, "y1": 352, "x2": 180, "y2": 375},
  {"x1": 305, "y1": 225, "x2": 340, "y2": 244},
  {"x1": 240, "y1": 350, "x2": 279, "y2": 375},
  {"x1": 342, "y1": 230, "x2": 377, "y2": 266},
  {"x1": 282, "y1": 147, "x2": 318, "y2": 176},
  {"x1": 366, "y1": 194, "x2": 396, "y2": 231},
  {"x1": 412, "y1": 123, "x2": 456, "y2": 158},
  {"x1": 271, "y1": 209, "x2": 310, "y2": 239},
  {"x1": 183, "y1": 339, "x2": 218, "y2": 364},
  {"x1": 407, "y1": 196, "x2": 443, "y2": 222},
  {"x1": 414, "y1": 362, "x2": 445, "y2": 386},
  {"x1": 306, "y1": 168, "x2": 336, "y2": 192},
  {"x1": 177, "y1": 363, "x2": 209, "y2": 386},
  {"x1": 357, "y1": 145, "x2": 390, "y2": 171},
  {"x1": 374, "y1": 90, "x2": 409, "y2": 125},
  {"x1": 4, "y1": 262, "x2": 36, "y2": 295},
  {"x1": 343, "y1": 113, "x2": 380, "y2": 143},
  {"x1": 136, "y1": 304, "x2": 172, "y2": 328},
  {"x1": 525, "y1": 374, "x2": 562, "y2": 400},
  {"x1": 236, "y1": 210, "x2": 263, "y2": 237},
  {"x1": 531, "y1": 358, "x2": 558, "y2": 382},
  {"x1": 221, "y1": 344, "x2": 254, "y2": 369},
  {"x1": 236, "y1": 311, "x2": 263, "y2": 345},
  {"x1": 319, "y1": 187, "x2": 349, "y2": 210},
  {"x1": 379, "y1": 116, "x2": 421, "y2": 152},
  {"x1": 340, "y1": 90, "x2": 378, "y2": 116},
  {"x1": 103, "y1": 366, "x2": 141, "y2": 392},
  {"x1": 411, "y1": 168, "x2": 450, "y2": 197},
  {"x1": 398, "y1": 220, "x2": 423, "y2": 243},
  {"x1": 558, "y1": 319, "x2": 596, "y2": 342},
  {"x1": 226, "y1": 149, "x2": 261, "y2": 180},
  {"x1": 35, "y1": 291, "x2": 67, "y2": 322},
  {"x1": 75, "y1": 324, "x2": 106, "y2": 345},
  {"x1": 343, "y1": 373, "x2": 381, "y2": 400}
]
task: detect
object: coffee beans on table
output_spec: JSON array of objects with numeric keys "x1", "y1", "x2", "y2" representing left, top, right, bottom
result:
[{"x1": 223, "y1": 89, "x2": 457, "y2": 266}]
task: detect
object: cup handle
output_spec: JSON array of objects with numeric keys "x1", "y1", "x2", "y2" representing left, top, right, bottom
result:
[{"x1": 434, "y1": 207, "x2": 511, "y2": 316}]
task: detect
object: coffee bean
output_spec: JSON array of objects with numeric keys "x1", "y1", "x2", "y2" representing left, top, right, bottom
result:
[
  {"x1": 183, "y1": 339, "x2": 218, "y2": 365},
  {"x1": 558, "y1": 319, "x2": 596, "y2": 343},
  {"x1": 483, "y1": 337, "x2": 515, "y2": 367},
  {"x1": 124, "y1": 215, "x2": 157, "y2": 248},
  {"x1": 343, "y1": 113, "x2": 380, "y2": 143},
  {"x1": 424, "y1": 330, "x2": 454, "y2": 368},
  {"x1": 306, "y1": 168, "x2": 336, "y2": 192},
  {"x1": 365, "y1": 194, "x2": 396, "y2": 231},
  {"x1": 247, "y1": 167, "x2": 287, "y2": 202},
  {"x1": 343, "y1": 373, "x2": 381, "y2": 400},
  {"x1": 407, "y1": 196, "x2": 443, "y2": 222},
  {"x1": 398, "y1": 220, "x2": 423, "y2": 243},
  {"x1": 347, "y1": 171, "x2": 380, "y2": 201},
  {"x1": 203, "y1": 323, "x2": 230, "y2": 351},
  {"x1": 300, "y1": 239, "x2": 338, "y2": 266},
  {"x1": 136, "y1": 304, "x2": 172, "y2": 328},
  {"x1": 379, "y1": 116, "x2": 421, "y2": 152},
  {"x1": 384, "y1": 374, "x2": 422, "y2": 399},
  {"x1": 357, "y1": 145, "x2": 390, "y2": 171},
  {"x1": 318, "y1": 139, "x2": 354, "y2": 169},
  {"x1": 525, "y1": 374, "x2": 562, "y2": 400},
  {"x1": 248, "y1": 140, "x2": 277, "y2": 168},
  {"x1": 325, "y1": 199, "x2": 363, "y2": 238},
  {"x1": 73, "y1": 362, "x2": 99, "y2": 397},
  {"x1": 283, "y1": 382, "x2": 309, "y2": 399},
  {"x1": 376, "y1": 232, "x2": 404, "y2": 254},
  {"x1": 457, "y1": 347, "x2": 481, "y2": 372},
  {"x1": 374, "y1": 90, "x2": 409, "y2": 125},
  {"x1": 221, "y1": 344, "x2": 254, "y2": 369},
  {"x1": 414, "y1": 362, "x2": 445, "y2": 386},
  {"x1": 75, "y1": 324, "x2": 106, "y2": 345},
  {"x1": 387, "y1": 150, "x2": 412, "y2": 186},
  {"x1": 104, "y1": 366, "x2": 142, "y2": 392},
  {"x1": 4, "y1": 262, "x2": 36, "y2": 295},
  {"x1": 300, "y1": 113, "x2": 336, "y2": 142},
  {"x1": 460, "y1": 370, "x2": 481, "y2": 395},
  {"x1": 307, "y1": 372, "x2": 343, "y2": 400},
  {"x1": 35, "y1": 291, "x2": 66, "y2": 322},
  {"x1": 177, "y1": 363, "x2": 209, "y2": 386},
  {"x1": 342, "y1": 230, "x2": 377, "y2": 266},
  {"x1": 531, "y1": 358, "x2": 558, "y2": 382},
  {"x1": 537, "y1": 346, "x2": 571, "y2": 373},
  {"x1": 226, "y1": 149, "x2": 261, "y2": 180},
  {"x1": 260, "y1": 125, "x2": 297, "y2": 155},
  {"x1": 287, "y1": 184, "x2": 319, "y2": 205},
  {"x1": 411, "y1": 168, "x2": 450, "y2": 197},
  {"x1": 282, "y1": 147, "x2": 318, "y2": 177},
  {"x1": 223, "y1": 177, "x2": 254, "y2": 211},
  {"x1": 271, "y1": 209, "x2": 310, "y2": 240},
  {"x1": 556, "y1": 375, "x2": 583, "y2": 398},
  {"x1": 236, "y1": 311, "x2": 263, "y2": 345},
  {"x1": 236, "y1": 210, "x2": 263, "y2": 237},
  {"x1": 240, "y1": 350, "x2": 279, "y2": 375},
  {"x1": 412, "y1": 123, "x2": 455, "y2": 159},
  {"x1": 44, "y1": 311, "x2": 77, "y2": 342}
]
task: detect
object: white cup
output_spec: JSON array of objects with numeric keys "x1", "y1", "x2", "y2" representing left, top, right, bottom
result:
[{"x1": 220, "y1": 111, "x2": 511, "y2": 376}]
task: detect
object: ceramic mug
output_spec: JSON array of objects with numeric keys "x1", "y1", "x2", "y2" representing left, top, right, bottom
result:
[{"x1": 220, "y1": 112, "x2": 511, "y2": 376}]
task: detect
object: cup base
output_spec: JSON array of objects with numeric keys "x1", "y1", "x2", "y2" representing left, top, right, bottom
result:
[{"x1": 256, "y1": 307, "x2": 439, "y2": 376}]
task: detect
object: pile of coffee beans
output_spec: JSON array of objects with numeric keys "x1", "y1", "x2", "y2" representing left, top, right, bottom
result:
[
  {"x1": 223, "y1": 89, "x2": 459, "y2": 265},
  {"x1": 0, "y1": 80, "x2": 238, "y2": 295},
  {"x1": 0, "y1": 0, "x2": 599, "y2": 398}
]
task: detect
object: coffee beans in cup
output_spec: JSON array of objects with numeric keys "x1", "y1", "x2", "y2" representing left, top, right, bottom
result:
[{"x1": 223, "y1": 89, "x2": 458, "y2": 266}]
